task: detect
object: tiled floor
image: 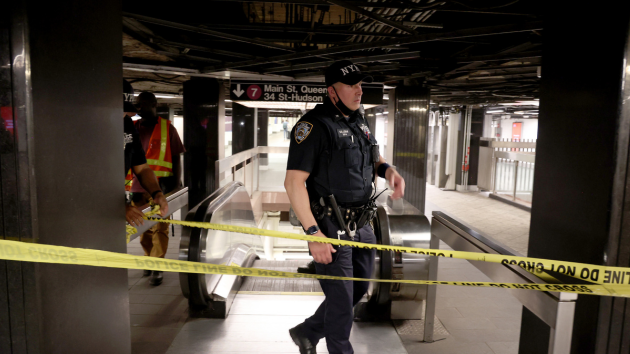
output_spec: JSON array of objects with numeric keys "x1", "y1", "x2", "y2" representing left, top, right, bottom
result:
[
  {"x1": 128, "y1": 223, "x2": 189, "y2": 354},
  {"x1": 166, "y1": 295, "x2": 408, "y2": 354},
  {"x1": 401, "y1": 243, "x2": 522, "y2": 354},
  {"x1": 425, "y1": 184, "x2": 531, "y2": 256},
  {"x1": 403, "y1": 184, "x2": 530, "y2": 354}
]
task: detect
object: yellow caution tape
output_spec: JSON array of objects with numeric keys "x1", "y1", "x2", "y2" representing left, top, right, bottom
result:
[
  {"x1": 125, "y1": 204, "x2": 162, "y2": 243},
  {"x1": 1, "y1": 238, "x2": 630, "y2": 298},
  {"x1": 145, "y1": 216, "x2": 630, "y2": 287}
]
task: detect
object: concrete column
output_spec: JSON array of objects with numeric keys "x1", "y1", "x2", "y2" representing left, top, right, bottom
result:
[
  {"x1": 232, "y1": 103, "x2": 256, "y2": 154},
  {"x1": 1, "y1": 1, "x2": 129, "y2": 353},
  {"x1": 257, "y1": 109, "x2": 269, "y2": 166},
  {"x1": 183, "y1": 78, "x2": 225, "y2": 206},
  {"x1": 520, "y1": 4, "x2": 630, "y2": 354},
  {"x1": 392, "y1": 84, "x2": 430, "y2": 213},
  {"x1": 386, "y1": 89, "x2": 395, "y2": 165},
  {"x1": 157, "y1": 104, "x2": 172, "y2": 120},
  {"x1": 443, "y1": 111, "x2": 460, "y2": 191}
]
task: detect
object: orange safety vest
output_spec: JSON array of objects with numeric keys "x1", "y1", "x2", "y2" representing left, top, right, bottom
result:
[{"x1": 125, "y1": 117, "x2": 173, "y2": 191}]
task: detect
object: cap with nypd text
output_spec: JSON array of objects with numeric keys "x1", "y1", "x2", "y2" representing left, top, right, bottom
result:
[
  {"x1": 123, "y1": 79, "x2": 137, "y2": 113},
  {"x1": 325, "y1": 60, "x2": 373, "y2": 87}
]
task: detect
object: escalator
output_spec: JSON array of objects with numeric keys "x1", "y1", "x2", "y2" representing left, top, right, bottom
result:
[{"x1": 179, "y1": 181, "x2": 434, "y2": 322}]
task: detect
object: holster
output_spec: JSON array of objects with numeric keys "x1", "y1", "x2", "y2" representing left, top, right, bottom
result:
[{"x1": 310, "y1": 199, "x2": 331, "y2": 221}]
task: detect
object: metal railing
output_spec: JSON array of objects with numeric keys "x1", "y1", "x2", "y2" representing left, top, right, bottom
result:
[
  {"x1": 215, "y1": 146, "x2": 290, "y2": 193},
  {"x1": 431, "y1": 212, "x2": 576, "y2": 354},
  {"x1": 493, "y1": 151, "x2": 536, "y2": 203},
  {"x1": 479, "y1": 138, "x2": 537, "y2": 203},
  {"x1": 127, "y1": 186, "x2": 189, "y2": 242}
]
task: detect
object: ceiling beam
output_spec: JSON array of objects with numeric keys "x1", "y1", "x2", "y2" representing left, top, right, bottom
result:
[
  {"x1": 211, "y1": 0, "x2": 413, "y2": 9},
  {"x1": 211, "y1": 0, "x2": 536, "y2": 15},
  {"x1": 203, "y1": 21, "x2": 543, "y2": 73},
  {"x1": 196, "y1": 23, "x2": 404, "y2": 37},
  {"x1": 123, "y1": 13, "x2": 295, "y2": 53},
  {"x1": 450, "y1": 63, "x2": 541, "y2": 73},
  {"x1": 156, "y1": 51, "x2": 223, "y2": 63},
  {"x1": 123, "y1": 17, "x2": 178, "y2": 55},
  {"x1": 383, "y1": 71, "x2": 434, "y2": 83},
  {"x1": 263, "y1": 51, "x2": 421, "y2": 73},
  {"x1": 324, "y1": 0, "x2": 418, "y2": 35},
  {"x1": 154, "y1": 39, "x2": 258, "y2": 59},
  {"x1": 122, "y1": 62, "x2": 296, "y2": 80},
  {"x1": 456, "y1": 51, "x2": 542, "y2": 63}
]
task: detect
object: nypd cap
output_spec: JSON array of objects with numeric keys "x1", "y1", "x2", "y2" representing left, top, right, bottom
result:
[{"x1": 325, "y1": 60, "x2": 373, "y2": 87}]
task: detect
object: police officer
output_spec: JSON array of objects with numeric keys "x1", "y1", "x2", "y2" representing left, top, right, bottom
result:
[{"x1": 285, "y1": 61, "x2": 405, "y2": 354}]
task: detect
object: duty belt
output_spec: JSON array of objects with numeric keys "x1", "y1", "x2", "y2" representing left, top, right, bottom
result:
[{"x1": 310, "y1": 197, "x2": 377, "y2": 239}]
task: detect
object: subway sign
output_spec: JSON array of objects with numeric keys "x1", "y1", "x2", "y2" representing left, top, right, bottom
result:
[{"x1": 229, "y1": 81, "x2": 383, "y2": 105}]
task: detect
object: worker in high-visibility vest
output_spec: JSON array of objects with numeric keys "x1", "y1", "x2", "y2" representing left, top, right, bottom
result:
[
  {"x1": 128, "y1": 91, "x2": 185, "y2": 286},
  {"x1": 123, "y1": 80, "x2": 169, "y2": 229}
]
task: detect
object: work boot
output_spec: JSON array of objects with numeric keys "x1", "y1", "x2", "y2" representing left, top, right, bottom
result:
[
  {"x1": 297, "y1": 261, "x2": 317, "y2": 274},
  {"x1": 289, "y1": 324, "x2": 316, "y2": 354},
  {"x1": 149, "y1": 271, "x2": 163, "y2": 286},
  {"x1": 143, "y1": 270, "x2": 152, "y2": 277}
]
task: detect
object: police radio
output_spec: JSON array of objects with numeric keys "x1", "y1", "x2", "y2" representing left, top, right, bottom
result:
[{"x1": 371, "y1": 144, "x2": 380, "y2": 164}]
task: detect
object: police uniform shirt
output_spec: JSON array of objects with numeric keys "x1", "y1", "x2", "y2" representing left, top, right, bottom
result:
[
  {"x1": 286, "y1": 97, "x2": 377, "y2": 207},
  {"x1": 124, "y1": 115, "x2": 147, "y2": 176}
]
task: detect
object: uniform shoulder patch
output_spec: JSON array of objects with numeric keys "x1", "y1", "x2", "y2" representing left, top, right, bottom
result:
[
  {"x1": 294, "y1": 121, "x2": 314, "y2": 144},
  {"x1": 359, "y1": 123, "x2": 371, "y2": 139}
]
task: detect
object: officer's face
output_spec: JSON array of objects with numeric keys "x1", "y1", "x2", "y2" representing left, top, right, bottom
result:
[{"x1": 331, "y1": 82, "x2": 363, "y2": 111}]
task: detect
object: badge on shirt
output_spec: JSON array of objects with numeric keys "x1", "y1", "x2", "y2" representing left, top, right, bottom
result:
[
  {"x1": 295, "y1": 122, "x2": 313, "y2": 144},
  {"x1": 359, "y1": 124, "x2": 371, "y2": 139},
  {"x1": 337, "y1": 128, "x2": 351, "y2": 138},
  {"x1": 124, "y1": 133, "x2": 133, "y2": 149}
]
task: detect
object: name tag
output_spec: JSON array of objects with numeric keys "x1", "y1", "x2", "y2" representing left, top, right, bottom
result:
[{"x1": 337, "y1": 128, "x2": 351, "y2": 137}]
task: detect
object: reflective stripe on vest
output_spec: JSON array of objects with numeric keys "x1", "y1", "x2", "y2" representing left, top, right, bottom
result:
[{"x1": 124, "y1": 117, "x2": 173, "y2": 190}]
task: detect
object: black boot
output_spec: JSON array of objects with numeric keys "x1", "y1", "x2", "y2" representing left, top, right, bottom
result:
[
  {"x1": 297, "y1": 261, "x2": 317, "y2": 274},
  {"x1": 143, "y1": 270, "x2": 152, "y2": 277},
  {"x1": 149, "y1": 271, "x2": 163, "y2": 286},
  {"x1": 289, "y1": 324, "x2": 317, "y2": 354}
]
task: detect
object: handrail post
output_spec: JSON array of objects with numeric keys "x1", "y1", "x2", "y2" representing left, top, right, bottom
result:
[
  {"x1": 492, "y1": 156, "x2": 497, "y2": 194},
  {"x1": 512, "y1": 160, "x2": 519, "y2": 201},
  {"x1": 548, "y1": 300, "x2": 576, "y2": 354},
  {"x1": 423, "y1": 231, "x2": 440, "y2": 342}
]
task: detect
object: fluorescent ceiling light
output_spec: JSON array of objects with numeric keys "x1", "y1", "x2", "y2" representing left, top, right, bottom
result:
[
  {"x1": 132, "y1": 93, "x2": 182, "y2": 99},
  {"x1": 486, "y1": 110, "x2": 504, "y2": 113},
  {"x1": 235, "y1": 101, "x2": 319, "y2": 110},
  {"x1": 498, "y1": 100, "x2": 540, "y2": 106},
  {"x1": 232, "y1": 101, "x2": 379, "y2": 111},
  {"x1": 226, "y1": 99, "x2": 233, "y2": 102}
]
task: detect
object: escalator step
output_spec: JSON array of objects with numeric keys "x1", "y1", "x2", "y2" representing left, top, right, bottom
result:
[{"x1": 241, "y1": 260, "x2": 322, "y2": 293}]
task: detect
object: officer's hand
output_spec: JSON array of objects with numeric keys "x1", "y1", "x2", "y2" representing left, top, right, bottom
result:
[
  {"x1": 126, "y1": 205, "x2": 145, "y2": 227},
  {"x1": 386, "y1": 167, "x2": 405, "y2": 200},
  {"x1": 308, "y1": 232, "x2": 337, "y2": 264},
  {"x1": 153, "y1": 192, "x2": 169, "y2": 217}
]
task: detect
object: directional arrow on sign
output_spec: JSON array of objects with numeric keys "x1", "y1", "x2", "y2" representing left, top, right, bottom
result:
[{"x1": 232, "y1": 84, "x2": 244, "y2": 97}]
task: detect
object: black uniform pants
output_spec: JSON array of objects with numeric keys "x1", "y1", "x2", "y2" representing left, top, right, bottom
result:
[{"x1": 301, "y1": 216, "x2": 377, "y2": 354}]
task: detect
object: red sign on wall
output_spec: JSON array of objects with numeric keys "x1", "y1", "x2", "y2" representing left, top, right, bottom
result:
[{"x1": 512, "y1": 122, "x2": 522, "y2": 141}]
